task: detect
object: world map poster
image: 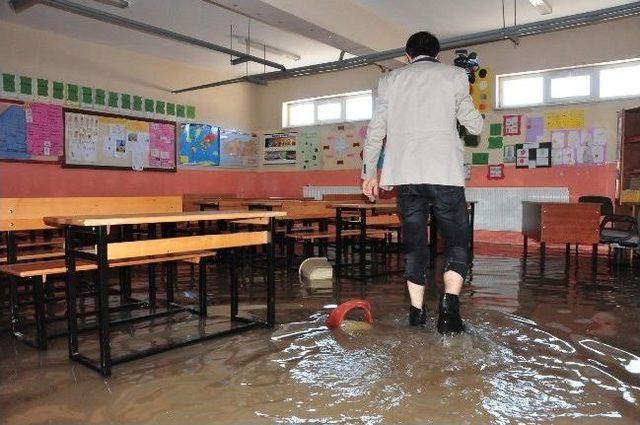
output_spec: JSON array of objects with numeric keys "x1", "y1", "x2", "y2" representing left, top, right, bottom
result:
[{"x1": 179, "y1": 122, "x2": 220, "y2": 167}]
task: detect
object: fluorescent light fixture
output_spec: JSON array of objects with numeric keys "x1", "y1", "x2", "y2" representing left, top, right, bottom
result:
[
  {"x1": 91, "y1": 0, "x2": 129, "y2": 7},
  {"x1": 529, "y1": 0, "x2": 552, "y2": 15},
  {"x1": 232, "y1": 35, "x2": 301, "y2": 61}
]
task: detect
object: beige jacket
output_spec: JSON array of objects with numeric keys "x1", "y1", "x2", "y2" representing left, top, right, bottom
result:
[{"x1": 361, "y1": 55, "x2": 484, "y2": 189}]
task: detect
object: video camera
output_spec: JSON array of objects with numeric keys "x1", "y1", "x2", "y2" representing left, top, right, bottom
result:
[{"x1": 453, "y1": 49, "x2": 479, "y2": 84}]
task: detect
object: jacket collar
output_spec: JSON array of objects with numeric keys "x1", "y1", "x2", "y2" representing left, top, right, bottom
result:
[{"x1": 410, "y1": 55, "x2": 439, "y2": 64}]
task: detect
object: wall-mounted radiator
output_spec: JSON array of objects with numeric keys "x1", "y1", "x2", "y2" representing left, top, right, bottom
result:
[{"x1": 304, "y1": 185, "x2": 569, "y2": 232}]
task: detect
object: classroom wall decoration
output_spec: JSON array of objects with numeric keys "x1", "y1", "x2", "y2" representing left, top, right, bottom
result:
[
  {"x1": 64, "y1": 111, "x2": 176, "y2": 171},
  {"x1": 471, "y1": 66, "x2": 493, "y2": 113},
  {"x1": 0, "y1": 100, "x2": 63, "y2": 162},
  {"x1": 487, "y1": 164, "x2": 505, "y2": 179},
  {"x1": 545, "y1": 109, "x2": 585, "y2": 129},
  {"x1": 502, "y1": 115, "x2": 522, "y2": 136},
  {"x1": 319, "y1": 122, "x2": 365, "y2": 170},
  {"x1": 219, "y1": 129, "x2": 258, "y2": 168},
  {"x1": 179, "y1": 123, "x2": 220, "y2": 167},
  {"x1": 550, "y1": 128, "x2": 606, "y2": 166},
  {"x1": 297, "y1": 131, "x2": 322, "y2": 170},
  {"x1": 515, "y1": 142, "x2": 551, "y2": 169},
  {"x1": 1, "y1": 70, "x2": 196, "y2": 121},
  {"x1": 524, "y1": 116, "x2": 544, "y2": 143},
  {"x1": 264, "y1": 132, "x2": 297, "y2": 165}
]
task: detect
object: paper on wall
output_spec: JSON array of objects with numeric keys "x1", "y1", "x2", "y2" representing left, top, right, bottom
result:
[
  {"x1": 567, "y1": 130, "x2": 580, "y2": 149},
  {"x1": 562, "y1": 147, "x2": 576, "y2": 166},
  {"x1": 552, "y1": 148, "x2": 564, "y2": 165},
  {"x1": 592, "y1": 128, "x2": 607, "y2": 146},
  {"x1": 551, "y1": 131, "x2": 566, "y2": 147}
]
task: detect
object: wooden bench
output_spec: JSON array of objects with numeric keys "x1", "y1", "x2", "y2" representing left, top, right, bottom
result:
[{"x1": 0, "y1": 196, "x2": 186, "y2": 350}]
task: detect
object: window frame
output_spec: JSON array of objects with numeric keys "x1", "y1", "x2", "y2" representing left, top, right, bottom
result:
[
  {"x1": 496, "y1": 58, "x2": 640, "y2": 110},
  {"x1": 282, "y1": 90, "x2": 373, "y2": 128}
]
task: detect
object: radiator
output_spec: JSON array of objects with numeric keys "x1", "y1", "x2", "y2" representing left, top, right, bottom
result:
[
  {"x1": 303, "y1": 185, "x2": 569, "y2": 232},
  {"x1": 303, "y1": 185, "x2": 361, "y2": 200},
  {"x1": 465, "y1": 187, "x2": 569, "y2": 231}
]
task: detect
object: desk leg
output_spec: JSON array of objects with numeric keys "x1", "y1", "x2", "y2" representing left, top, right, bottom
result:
[
  {"x1": 198, "y1": 260, "x2": 207, "y2": 318},
  {"x1": 266, "y1": 218, "x2": 276, "y2": 327},
  {"x1": 64, "y1": 226, "x2": 79, "y2": 360},
  {"x1": 523, "y1": 235, "x2": 528, "y2": 258},
  {"x1": 359, "y1": 209, "x2": 367, "y2": 281},
  {"x1": 32, "y1": 276, "x2": 47, "y2": 350},
  {"x1": 96, "y1": 225, "x2": 112, "y2": 377},
  {"x1": 335, "y1": 208, "x2": 343, "y2": 287},
  {"x1": 147, "y1": 224, "x2": 157, "y2": 310},
  {"x1": 162, "y1": 224, "x2": 177, "y2": 307},
  {"x1": 119, "y1": 225, "x2": 132, "y2": 300}
]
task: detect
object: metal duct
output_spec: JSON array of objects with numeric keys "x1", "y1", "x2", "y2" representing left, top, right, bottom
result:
[
  {"x1": 173, "y1": 1, "x2": 640, "y2": 93},
  {"x1": 14, "y1": 0, "x2": 287, "y2": 71}
]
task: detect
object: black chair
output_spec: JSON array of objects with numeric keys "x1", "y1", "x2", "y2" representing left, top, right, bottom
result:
[{"x1": 578, "y1": 196, "x2": 639, "y2": 252}]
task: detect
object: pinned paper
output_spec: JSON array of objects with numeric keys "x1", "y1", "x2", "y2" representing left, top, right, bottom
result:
[
  {"x1": 488, "y1": 136, "x2": 503, "y2": 149},
  {"x1": 551, "y1": 131, "x2": 566, "y2": 147},
  {"x1": 503, "y1": 115, "x2": 521, "y2": 136},
  {"x1": 592, "y1": 128, "x2": 607, "y2": 146},
  {"x1": 503, "y1": 145, "x2": 516, "y2": 163},
  {"x1": 567, "y1": 130, "x2": 580, "y2": 148},
  {"x1": 545, "y1": 109, "x2": 585, "y2": 129},
  {"x1": 472, "y1": 152, "x2": 489, "y2": 165},
  {"x1": 489, "y1": 123, "x2": 502, "y2": 136},
  {"x1": 524, "y1": 117, "x2": 544, "y2": 143}
]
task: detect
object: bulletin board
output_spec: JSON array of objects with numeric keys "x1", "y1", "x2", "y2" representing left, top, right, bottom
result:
[
  {"x1": 0, "y1": 99, "x2": 63, "y2": 162},
  {"x1": 64, "y1": 110, "x2": 176, "y2": 171}
]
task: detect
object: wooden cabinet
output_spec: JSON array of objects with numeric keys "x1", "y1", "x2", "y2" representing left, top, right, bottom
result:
[
  {"x1": 522, "y1": 202, "x2": 600, "y2": 245},
  {"x1": 618, "y1": 107, "x2": 640, "y2": 209}
]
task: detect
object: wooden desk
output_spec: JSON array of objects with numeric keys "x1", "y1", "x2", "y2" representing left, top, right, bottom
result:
[
  {"x1": 522, "y1": 201, "x2": 600, "y2": 258},
  {"x1": 45, "y1": 210, "x2": 285, "y2": 377},
  {"x1": 329, "y1": 203, "x2": 397, "y2": 282}
]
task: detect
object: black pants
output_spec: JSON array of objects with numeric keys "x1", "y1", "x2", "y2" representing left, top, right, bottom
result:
[{"x1": 396, "y1": 184, "x2": 470, "y2": 285}]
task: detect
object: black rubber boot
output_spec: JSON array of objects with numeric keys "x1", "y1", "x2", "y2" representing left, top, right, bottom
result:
[
  {"x1": 437, "y1": 293, "x2": 464, "y2": 334},
  {"x1": 409, "y1": 305, "x2": 427, "y2": 326}
]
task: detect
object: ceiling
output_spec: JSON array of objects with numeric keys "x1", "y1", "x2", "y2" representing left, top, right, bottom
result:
[
  {"x1": 0, "y1": 0, "x2": 637, "y2": 79},
  {"x1": 351, "y1": 0, "x2": 638, "y2": 39}
]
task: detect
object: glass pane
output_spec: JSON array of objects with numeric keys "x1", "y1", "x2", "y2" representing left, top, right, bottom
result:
[
  {"x1": 550, "y1": 75, "x2": 590, "y2": 98},
  {"x1": 288, "y1": 102, "x2": 315, "y2": 126},
  {"x1": 501, "y1": 76, "x2": 543, "y2": 107},
  {"x1": 346, "y1": 94, "x2": 373, "y2": 120},
  {"x1": 317, "y1": 101, "x2": 342, "y2": 121},
  {"x1": 600, "y1": 64, "x2": 640, "y2": 98}
]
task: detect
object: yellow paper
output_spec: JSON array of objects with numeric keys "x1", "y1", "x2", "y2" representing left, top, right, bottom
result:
[
  {"x1": 126, "y1": 119, "x2": 149, "y2": 132},
  {"x1": 545, "y1": 109, "x2": 585, "y2": 129}
]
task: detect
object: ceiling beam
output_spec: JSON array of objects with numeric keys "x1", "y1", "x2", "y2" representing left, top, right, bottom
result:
[
  {"x1": 19, "y1": 0, "x2": 287, "y2": 71},
  {"x1": 173, "y1": 1, "x2": 640, "y2": 93}
]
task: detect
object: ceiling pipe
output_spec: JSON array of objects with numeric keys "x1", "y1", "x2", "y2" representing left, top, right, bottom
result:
[
  {"x1": 15, "y1": 0, "x2": 287, "y2": 71},
  {"x1": 8, "y1": 0, "x2": 41, "y2": 12},
  {"x1": 173, "y1": 1, "x2": 640, "y2": 93}
]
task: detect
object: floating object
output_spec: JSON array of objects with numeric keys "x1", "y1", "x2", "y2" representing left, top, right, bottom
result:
[
  {"x1": 326, "y1": 299, "x2": 373, "y2": 329},
  {"x1": 299, "y1": 257, "x2": 333, "y2": 281}
]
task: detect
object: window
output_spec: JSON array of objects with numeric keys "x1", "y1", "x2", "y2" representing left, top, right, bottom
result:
[
  {"x1": 283, "y1": 90, "x2": 372, "y2": 128},
  {"x1": 497, "y1": 58, "x2": 640, "y2": 109}
]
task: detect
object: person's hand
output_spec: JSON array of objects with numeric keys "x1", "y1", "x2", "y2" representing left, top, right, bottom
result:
[{"x1": 362, "y1": 177, "x2": 379, "y2": 202}]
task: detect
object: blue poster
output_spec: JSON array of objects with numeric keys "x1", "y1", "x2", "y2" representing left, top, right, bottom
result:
[
  {"x1": 178, "y1": 123, "x2": 220, "y2": 167},
  {"x1": 0, "y1": 104, "x2": 28, "y2": 159}
]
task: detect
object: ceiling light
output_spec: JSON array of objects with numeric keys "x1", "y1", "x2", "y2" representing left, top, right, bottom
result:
[
  {"x1": 529, "y1": 0, "x2": 552, "y2": 15},
  {"x1": 232, "y1": 35, "x2": 301, "y2": 61}
]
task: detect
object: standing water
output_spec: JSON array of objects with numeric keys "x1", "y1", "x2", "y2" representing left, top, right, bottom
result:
[{"x1": 1, "y1": 245, "x2": 639, "y2": 424}]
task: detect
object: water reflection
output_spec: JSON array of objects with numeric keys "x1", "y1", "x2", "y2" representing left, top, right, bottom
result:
[{"x1": 1, "y1": 246, "x2": 639, "y2": 424}]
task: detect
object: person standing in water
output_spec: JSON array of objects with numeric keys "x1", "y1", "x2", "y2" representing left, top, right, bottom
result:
[{"x1": 361, "y1": 31, "x2": 483, "y2": 334}]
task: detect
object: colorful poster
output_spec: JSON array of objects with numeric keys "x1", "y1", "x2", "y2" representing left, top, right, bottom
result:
[
  {"x1": 178, "y1": 123, "x2": 219, "y2": 167},
  {"x1": 0, "y1": 103, "x2": 28, "y2": 159},
  {"x1": 524, "y1": 117, "x2": 544, "y2": 143},
  {"x1": 297, "y1": 131, "x2": 321, "y2": 170},
  {"x1": 503, "y1": 145, "x2": 516, "y2": 163},
  {"x1": 264, "y1": 132, "x2": 297, "y2": 165},
  {"x1": 147, "y1": 123, "x2": 176, "y2": 169},
  {"x1": 219, "y1": 129, "x2": 258, "y2": 168},
  {"x1": 503, "y1": 115, "x2": 522, "y2": 136},
  {"x1": 545, "y1": 109, "x2": 585, "y2": 129},
  {"x1": 25, "y1": 102, "x2": 63, "y2": 157},
  {"x1": 515, "y1": 142, "x2": 552, "y2": 169},
  {"x1": 319, "y1": 123, "x2": 364, "y2": 169}
]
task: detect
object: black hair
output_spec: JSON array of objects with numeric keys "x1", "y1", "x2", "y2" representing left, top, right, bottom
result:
[{"x1": 405, "y1": 31, "x2": 440, "y2": 59}]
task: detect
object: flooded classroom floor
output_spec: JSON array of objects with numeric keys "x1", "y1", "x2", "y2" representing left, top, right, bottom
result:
[{"x1": 1, "y1": 244, "x2": 640, "y2": 424}]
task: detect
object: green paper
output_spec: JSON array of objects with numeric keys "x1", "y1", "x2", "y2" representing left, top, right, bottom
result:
[
  {"x1": 133, "y1": 96, "x2": 142, "y2": 111},
  {"x1": 166, "y1": 102, "x2": 175, "y2": 115},
  {"x1": 472, "y1": 152, "x2": 489, "y2": 165},
  {"x1": 488, "y1": 136, "x2": 503, "y2": 149},
  {"x1": 144, "y1": 98, "x2": 154, "y2": 113},
  {"x1": 176, "y1": 104, "x2": 185, "y2": 118},
  {"x1": 108, "y1": 91, "x2": 119, "y2": 108},
  {"x1": 37, "y1": 79, "x2": 48, "y2": 97},
  {"x1": 463, "y1": 134, "x2": 479, "y2": 147},
  {"x1": 186, "y1": 105, "x2": 196, "y2": 119},
  {"x1": 94, "y1": 89, "x2": 106, "y2": 106},
  {"x1": 2, "y1": 73, "x2": 16, "y2": 93},
  {"x1": 81, "y1": 87, "x2": 93, "y2": 104},
  {"x1": 66, "y1": 84, "x2": 79, "y2": 102},
  {"x1": 52, "y1": 82, "x2": 64, "y2": 99},
  {"x1": 490, "y1": 123, "x2": 502, "y2": 136},
  {"x1": 19, "y1": 76, "x2": 33, "y2": 95},
  {"x1": 121, "y1": 94, "x2": 131, "y2": 109},
  {"x1": 155, "y1": 100, "x2": 165, "y2": 114}
]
